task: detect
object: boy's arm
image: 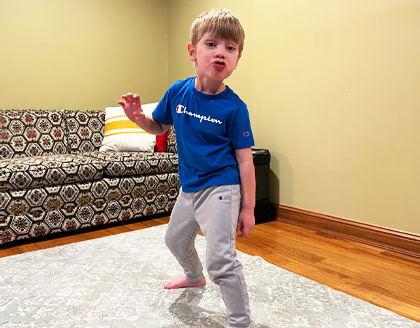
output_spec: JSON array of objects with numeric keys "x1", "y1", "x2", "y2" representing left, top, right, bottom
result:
[
  {"x1": 119, "y1": 93, "x2": 171, "y2": 135},
  {"x1": 235, "y1": 147, "x2": 256, "y2": 238}
]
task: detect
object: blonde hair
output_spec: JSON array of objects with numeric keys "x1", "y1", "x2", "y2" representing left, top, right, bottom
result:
[{"x1": 190, "y1": 8, "x2": 245, "y2": 58}]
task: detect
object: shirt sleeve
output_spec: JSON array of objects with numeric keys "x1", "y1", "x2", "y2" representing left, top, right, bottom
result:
[
  {"x1": 152, "y1": 87, "x2": 173, "y2": 126},
  {"x1": 228, "y1": 103, "x2": 255, "y2": 150}
]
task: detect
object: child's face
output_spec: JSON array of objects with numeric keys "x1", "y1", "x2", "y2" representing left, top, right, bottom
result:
[{"x1": 188, "y1": 32, "x2": 240, "y2": 84}]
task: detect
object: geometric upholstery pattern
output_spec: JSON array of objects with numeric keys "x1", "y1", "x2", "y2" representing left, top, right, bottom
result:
[
  {"x1": 64, "y1": 110, "x2": 106, "y2": 154},
  {"x1": 0, "y1": 109, "x2": 68, "y2": 159},
  {"x1": 166, "y1": 126, "x2": 177, "y2": 154},
  {"x1": 0, "y1": 154, "x2": 105, "y2": 191},
  {"x1": 86, "y1": 151, "x2": 178, "y2": 177},
  {"x1": 0, "y1": 109, "x2": 180, "y2": 245},
  {"x1": 0, "y1": 173, "x2": 180, "y2": 244}
]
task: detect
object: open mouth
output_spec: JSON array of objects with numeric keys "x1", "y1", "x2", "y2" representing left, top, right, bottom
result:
[{"x1": 214, "y1": 61, "x2": 226, "y2": 69}]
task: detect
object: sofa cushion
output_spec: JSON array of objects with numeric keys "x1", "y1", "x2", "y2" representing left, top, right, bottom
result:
[
  {"x1": 0, "y1": 109, "x2": 67, "y2": 159},
  {"x1": 155, "y1": 131, "x2": 168, "y2": 152},
  {"x1": 0, "y1": 155, "x2": 105, "y2": 191},
  {"x1": 99, "y1": 104, "x2": 157, "y2": 152},
  {"x1": 85, "y1": 151, "x2": 178, "y2": 177}
]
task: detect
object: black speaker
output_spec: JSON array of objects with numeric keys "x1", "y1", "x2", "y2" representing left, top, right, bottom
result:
[{"x1": 252, "y1": 149, "x2": 274, "y2": 223}]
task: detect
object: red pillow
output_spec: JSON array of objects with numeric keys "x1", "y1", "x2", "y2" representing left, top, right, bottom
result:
[{"x1": 155, "y1": 131, "x2": 168, "y2": 152}]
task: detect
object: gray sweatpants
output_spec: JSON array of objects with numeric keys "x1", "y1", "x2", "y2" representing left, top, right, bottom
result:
[{"x1": 165, "y1": 185, "x2": 251, "y2": 328}]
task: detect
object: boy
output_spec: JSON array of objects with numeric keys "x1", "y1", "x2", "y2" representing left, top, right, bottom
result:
[{"x1": 119, "y1": 8, "x2": 255, "y2": 328}]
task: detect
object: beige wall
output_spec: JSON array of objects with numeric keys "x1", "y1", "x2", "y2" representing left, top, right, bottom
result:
[
  {"x1": 1, "y1": 0, "x2": 419, "y2": 234},
  {"x1": 167, "y1": 0, "x2": 420, "y2": 234},
  {"x1": 0, "y1": 0, "x2": 168, "y2": 109}
]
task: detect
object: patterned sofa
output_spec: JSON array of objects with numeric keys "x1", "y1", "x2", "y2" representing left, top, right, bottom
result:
[{"x1": 0, "y1": 109, "x2": 180, "y2": 245}]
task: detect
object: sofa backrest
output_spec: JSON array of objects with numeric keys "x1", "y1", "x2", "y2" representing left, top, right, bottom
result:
[
  {"x1": 0, "y1": 109, "x2": 68, "y2": 159},
  {"x1": 64, "y1": 110, "x2": 105, "y2": 154},
  {"x1": 166, "y1": 126, "x2": 177, "y2": 154},
  {"x1": 0, "y1": 109, "x2": 177, "y2": 159}
]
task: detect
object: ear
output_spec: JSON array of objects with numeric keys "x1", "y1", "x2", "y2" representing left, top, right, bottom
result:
[{"x1": 187, "y1": 42, "x2": 196, "y2": 62}]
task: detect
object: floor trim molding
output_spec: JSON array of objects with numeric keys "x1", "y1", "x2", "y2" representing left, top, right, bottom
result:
[{"x1": 274, "y1": 204, "x2": 420, "y2": 258}]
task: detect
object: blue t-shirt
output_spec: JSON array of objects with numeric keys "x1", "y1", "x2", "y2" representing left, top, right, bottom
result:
[{"x1": 152, "y1": 77, "x2": 254, "y2": 192}]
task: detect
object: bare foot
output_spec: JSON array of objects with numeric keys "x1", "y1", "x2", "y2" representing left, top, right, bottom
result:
[{"x1": 164, "y1": 276, "x2": 206, "y2": 289}]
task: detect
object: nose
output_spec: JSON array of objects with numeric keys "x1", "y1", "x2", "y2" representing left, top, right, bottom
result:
[{"x1": 215, "y1": 45, "x2": 225, "y2": 58}]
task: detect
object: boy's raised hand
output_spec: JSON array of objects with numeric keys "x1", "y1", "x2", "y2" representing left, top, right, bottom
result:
[{"x1": 118, "y1": 93, "x2": 145, "y2": 124}]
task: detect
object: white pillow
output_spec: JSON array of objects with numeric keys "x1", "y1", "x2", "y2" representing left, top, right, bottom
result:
[{"x1": 99, "y1": 102, "x2": 158, "y2": 152}]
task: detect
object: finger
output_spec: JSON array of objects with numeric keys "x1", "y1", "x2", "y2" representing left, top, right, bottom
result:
[
  {"x1": 238, "y1": 228, "x2": 248, "y2": 238},
  {"x1": 236, "y1": 221, "x2": 242, "y2": 233},
  {"x1": 133, "y1": 94, "x2": 141, "y2": 105},
  {"x1": 121, "y1": 93, "x2": 134, "y2": 102},
  {"x1": 117, "y1": 101, "x2": 125, "y2": 107}
]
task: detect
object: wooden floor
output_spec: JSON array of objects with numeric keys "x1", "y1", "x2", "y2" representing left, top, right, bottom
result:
[{"x1": 1, "y1": 216, "x2": 419, "y2": 323}]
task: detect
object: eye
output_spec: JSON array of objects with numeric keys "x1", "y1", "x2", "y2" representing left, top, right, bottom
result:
[
  {"x1": 206, "y1": 42, "x2": 215, "y2": 47},
  {"x1": 227, "y1": 46, "x2": 236, "y2": 51}
]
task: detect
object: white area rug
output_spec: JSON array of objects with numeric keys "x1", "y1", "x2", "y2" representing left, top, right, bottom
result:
[{"x1": 0, "y1": 224, "x2": 418, "y2": 328}]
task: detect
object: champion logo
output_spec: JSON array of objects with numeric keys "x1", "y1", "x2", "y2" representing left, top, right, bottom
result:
[
  {"x1": 243, "y1": 131, "x2": 250, "y2": 137},
  {"x1": 175, "y1": 104, "x2": 223, "y2": 125},
  {"x1": 219, "y1": 196, "x2": 223, "y2": 200}
]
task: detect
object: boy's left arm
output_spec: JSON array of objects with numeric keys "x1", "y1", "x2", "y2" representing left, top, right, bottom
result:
[{"x1": 235, "y1": 147, "x2": 256, "y2": 238}]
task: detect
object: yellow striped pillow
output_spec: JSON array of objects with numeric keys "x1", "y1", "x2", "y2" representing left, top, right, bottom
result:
[{"x1": 99, "y1": 103, "x2": 158, "y2": 152}]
